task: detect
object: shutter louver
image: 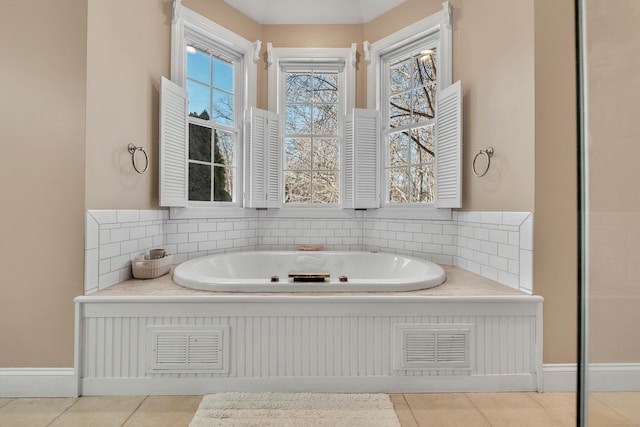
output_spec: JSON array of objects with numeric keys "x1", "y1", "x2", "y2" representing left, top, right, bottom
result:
[
  {"x1": 344, "y1": 109, "x2": 379, "y2": 209},
  {"x1": 245, "y1": 107, "x2": 280, "y2": 208},
  {"x1": 159, "y1": 76, "x2": 188, "y2": 207},
  {"x1": 435, "y1": 80, "x2": 462, "y2": 208}
]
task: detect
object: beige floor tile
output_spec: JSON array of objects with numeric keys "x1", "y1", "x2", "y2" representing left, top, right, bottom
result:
[
  {"x1": 590, "y1": 392, "x2": 640, "y2": 424},
  {"x1": 389, "y1": 394, "x2": 418, "y2": 427},
  {"x1": 49, "y1": 395, "x2": 146, "y2": 427},
  {"x1": 0, "y1": 397, "x2": 77, "y2": 427},
  {"x1": 527, "y1": 392, "x2": 576, "y2": 426},
  {"x1": 0, "y1": 398, "x2": 13, "y2": 409},
  {"x1": 467, "y1": 392, "x2": 559, "y2": 427},
  {"x1": 123, "y1": 395, "x2": 203, "y2": 427},
  {"x1": 404, "y1": 393, "x2": 491, "y2": 427}
]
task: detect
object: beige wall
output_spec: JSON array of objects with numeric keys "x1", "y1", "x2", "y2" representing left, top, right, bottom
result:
[
  {"x1": 533, "y1": 0, "x2": 577, "y2": 363},
  {"x1": 0, "y1": 0, "x2": 87, "y2": 366},
  {"x1": 586, "y1": 0, "x2": 640, "y2": 363},
  {"x1": 85, "y1": 0, "x2": 171, "y2": 209}
]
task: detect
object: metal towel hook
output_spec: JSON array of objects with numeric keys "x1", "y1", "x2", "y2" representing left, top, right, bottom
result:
[
  {"x1": 128, "y1": 143, "x2": 149, "y2": 174},
  {"x1": 472, "y1": 147, "x2": 494, "y2": 177}
]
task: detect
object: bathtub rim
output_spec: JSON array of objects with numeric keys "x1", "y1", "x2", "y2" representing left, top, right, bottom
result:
[{"x1": 171, "y1": 250, "x2": 448, "y2": 293}]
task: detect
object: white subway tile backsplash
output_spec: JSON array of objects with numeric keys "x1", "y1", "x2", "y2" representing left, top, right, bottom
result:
[
  {"x1": 86, "y1": 209, "x2": 534, "y2": 294},
  {"x1": 116, "y1": 210, "x2": 140, "y2": 223}
]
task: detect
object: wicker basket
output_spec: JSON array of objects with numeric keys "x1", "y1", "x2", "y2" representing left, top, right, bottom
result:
[{"x1": 131, "y1": 254, "x2": 173, "y2": 279}]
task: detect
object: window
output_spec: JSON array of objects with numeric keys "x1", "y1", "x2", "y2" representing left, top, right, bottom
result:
[
  {"x1": 283, "y1": 67, "x2": 341, "y2": 204},
  {"x1": 186, "y1": 45, "x2": 239, "y2": 204},
  {"x1": 366, "y1": 2, "x2": 460, "y2": 212},
  {"x1": 267, "y1": 46, "x2": 356, "y2": 208},
  {"x1": 160, "y1": 4, "x2": 258, "y2": 210},
  {"x1": 383, "y1": 39, "x2": 438, "y2": 204}
]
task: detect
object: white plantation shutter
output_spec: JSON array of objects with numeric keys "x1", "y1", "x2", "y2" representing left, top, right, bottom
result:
[
  {"x1": 160, "y1": 76, "x2": 188, "y2": 207},
  {"x1": 435, "y1": 80, "x2": 462, "y2": 208},
  {"x1": 245, "y1": 107, "x2": 280, "y2": 208},
  {"x1": 343, "y1": 109, "x2": 379, "y2": 209}
]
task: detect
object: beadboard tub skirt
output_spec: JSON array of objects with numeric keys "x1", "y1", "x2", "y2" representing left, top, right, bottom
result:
[{"x1": 74, "y1": 294, "x2": 543, "y2": 395}]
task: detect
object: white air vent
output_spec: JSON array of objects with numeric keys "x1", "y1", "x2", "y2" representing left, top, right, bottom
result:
[
  {"x1": 147, "y1": 326, "x2": 229, "y2": 373},
  {"x1": 394, "y1": 324, "x2": 472, "y2": 370}
]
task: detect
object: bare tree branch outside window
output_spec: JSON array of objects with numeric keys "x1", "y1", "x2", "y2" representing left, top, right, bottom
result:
[
  {"x1": 284, "y1": 70, "x2": 340, "y2": 204},
  {"x1": 386, "y1": 46, "x2": 437, "y2": 204}
]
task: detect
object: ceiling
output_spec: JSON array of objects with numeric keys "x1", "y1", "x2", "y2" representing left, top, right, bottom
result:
[{"x1": 223, "y1": 0, "x2": 407, "y2": 24}]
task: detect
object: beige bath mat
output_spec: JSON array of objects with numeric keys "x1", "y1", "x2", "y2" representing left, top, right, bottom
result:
[{"x1": 189, "y1": 392, "x2": 401, "y2": 426}]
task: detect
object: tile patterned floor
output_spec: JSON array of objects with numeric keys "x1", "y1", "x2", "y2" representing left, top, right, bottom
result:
[{"x1": 0, "y1": 392, "x2": 638, "y2": 426}]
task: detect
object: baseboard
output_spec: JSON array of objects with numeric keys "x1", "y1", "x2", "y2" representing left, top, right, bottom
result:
[
  {"x1": 542, "y1": 364, "x2": 577, "y2": 392},
  {"x1": 0, "y1": 368, "x2": 77, "y2": 398},
  {"x1": 80, "y1": 374, "x2": 538, "y2": 396},
  {"x1": 542, "y1": 363, "x2": 640, "y2": 392}
]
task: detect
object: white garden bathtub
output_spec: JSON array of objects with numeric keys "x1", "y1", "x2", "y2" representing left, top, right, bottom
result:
[{"x1": 173, "y1": 251, "x2": 446, "y2": 292}]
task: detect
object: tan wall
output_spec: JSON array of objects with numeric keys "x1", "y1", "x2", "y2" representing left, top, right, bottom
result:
[
  {"x1": 586, "y1": 0, "x2": 640, "y2": 363},
  {"x1": 0, "y1": 0, "x2": 87, "y2": 367},
  {"x1": 85, "y1": 0, "x2": 172, "y2": 209},
  {"x1": 534, "y1": 0, "x2": 577, "y2": 363}
]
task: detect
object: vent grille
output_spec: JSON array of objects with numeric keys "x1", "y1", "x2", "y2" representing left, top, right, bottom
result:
[
  {"x1": 147, "y1": 327, "x2": 229, "y2": 373},
  {"x1": 395, "y1": 324, "x2": 471, "y2": 370}
]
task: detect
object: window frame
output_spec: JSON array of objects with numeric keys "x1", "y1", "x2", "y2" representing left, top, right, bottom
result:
[
  {"x1": 365, "y1": 3, "x2": 453, "y2": 219},
  {"x1": 267, "y1": 45, "x2": 357, "y2": 210},
  {"x1": 168, "y1": 4, "x2": 259, "y2": 214}
]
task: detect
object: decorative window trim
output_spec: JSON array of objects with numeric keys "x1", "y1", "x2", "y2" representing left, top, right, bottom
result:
[
  {"x1": 266, "y1": 44, "x2": 358, "y2": 209},
  {"x1": 267, "y1": 45, "x2": 357, "y2": 113},
  {"x1": 162, "y1": 0, "x2": 260, "y2": 211},
  {"x1": 365, "y1": 2, "x2": 452, "y2": 110},
  {"x1": 364, "y1": 1, "x2": 456, "y2": 217},
  {"x1": 171, "y1": 1, "x2": 258, "y2": 109}
]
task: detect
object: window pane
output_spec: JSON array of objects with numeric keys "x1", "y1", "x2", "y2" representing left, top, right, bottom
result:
[
  {"x1": 389, "y1": 131, "x2": 410, "y2": 167},
  {"x1": 286, "y1": 104, "x2": 311, "y2": 134},
  {"x1": 389, "y1": 93, "x2": 412, "y2": 128},
  {"x1": 410, "y1": 125, "x2": 435, "y2": 164},
  {"x1": 187, "y1": 80, "x2": 210, "y2": 119},
  {"x1": 410, "y1": 164, "x2": 434, "y2": 203},
  {"x1": 212, "y1": 89, "x2": 234, "y2": 126},
  {"x1": 285, "y1": 138, "x2": 311, "y2": 170},
  {"x1": 312, "y1": 171, "x2": 339, "y2": 203},
  {"x1": 411, "y1": 87, "x2": 435, "y2": 122},
  {"x1": 390, "y1": 58, "x2": 412, "y2": 93},
  {"x1": 286, "y1": 73, "x2": 312, "y2": 103},
  {"x1": 313, "y1": 139, "x2": 339, "y2": 170},
  {"x1": 313, "y1": 104, "x2": 338, "y2": 135},
  {"x1": 214, "y1": 130, "x2": 234, "y2": 166},
  {"x1": 313, "y1": 73, "x2": 338, "y2": 103},
  {"x1": 186, "y1": 48, "x2": 210, "y2": 85},
  {"x1": 189, "y1": 163, "x2": 211, "y2": 201},
  {"x1": 213, "y1": 166, "x2": 233, "y2": 202},
  {"x1": 416, "y1": 49, "x2": 437, "y2": 84},
  {"x1": 212, "y1": 58, "x2": 233, "y2": 92},
  {"x1": 388, "y1": 167, "x2": 410, "y2": 204},
  {"x1": 189, "y1": 124, "x2": 211, "y2": 162},
  {"x1": 284, "y1": 171, "x2": 311, "y2": 203}
]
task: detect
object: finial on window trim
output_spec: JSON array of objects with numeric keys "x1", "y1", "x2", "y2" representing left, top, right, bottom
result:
[
  {"x1": 172, "y1": 0, "x2": 182, "y2": 24},
  {"x1": 363, "y1": 41, "x2": 371, "y2": 65},
  {"x1": 442, "y1": 1, "x2": 452, "y2": 29},
  {"x1": 266, "y1": 42, "x2": 273, "y2": 66},
  {"x1": 253, "y1": 40, "x2": 262, "y2": 64},
  {"x1": 351, "y1": 43, "x2": 357, "y2": 67}
]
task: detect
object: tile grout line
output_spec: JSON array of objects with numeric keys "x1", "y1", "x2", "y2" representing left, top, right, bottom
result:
[
  {"x1": 400, "y1": 393, "x2": 420, "y2": 427},
  {"x1": 121, "y1": 395, "x2": 149, "y2": 427},
  {"x1": 463, "y1": 393, "x2": 495, "y2": 427},
  {"x1": 45, "y1": 397, "x2": 79, "y2": 427},
  {"x1": 589, "y1": 394, "x2": 635, "y2": 425}
]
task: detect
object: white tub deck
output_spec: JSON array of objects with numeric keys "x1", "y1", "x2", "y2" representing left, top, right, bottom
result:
[{"x1": 75, "y1": 265, "x2": 542, "y2": 396}]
